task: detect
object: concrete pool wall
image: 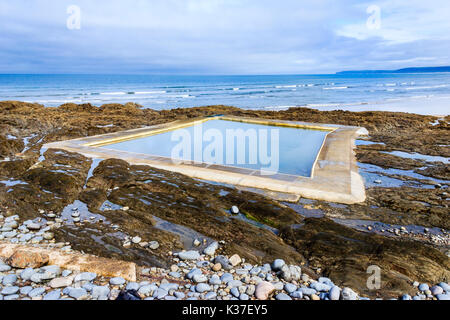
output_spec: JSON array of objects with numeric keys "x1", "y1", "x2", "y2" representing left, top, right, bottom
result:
[{"x1": 43, "y1": 115, "x2": 368, "y2": 204}]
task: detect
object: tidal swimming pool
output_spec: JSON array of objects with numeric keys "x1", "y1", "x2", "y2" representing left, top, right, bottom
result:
[{"x1": 102, "y1": 119, "x2": 330, "y2": 177}]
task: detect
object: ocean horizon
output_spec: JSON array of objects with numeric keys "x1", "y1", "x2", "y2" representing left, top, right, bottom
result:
[{"x1": 0, "y1": 73, "x2": 449, "y2": 115}]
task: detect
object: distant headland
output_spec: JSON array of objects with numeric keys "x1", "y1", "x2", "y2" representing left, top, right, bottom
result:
[{"x1": 336, "y1": 66, "x2": 450, "y2": 74}]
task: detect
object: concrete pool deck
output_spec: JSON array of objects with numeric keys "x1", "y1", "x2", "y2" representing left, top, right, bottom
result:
[{"x1": 43, "y1": 115, "x2": 369, "y2": 204}]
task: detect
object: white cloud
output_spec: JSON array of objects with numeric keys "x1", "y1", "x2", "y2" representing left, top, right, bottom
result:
[{"x1": 0, "y1": 0, "x2": 449, "y2": 73}]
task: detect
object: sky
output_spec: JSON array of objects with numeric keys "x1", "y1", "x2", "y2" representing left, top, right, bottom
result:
[{"x1": 0, "y1": 0, "x2": 449, "y2": 74}]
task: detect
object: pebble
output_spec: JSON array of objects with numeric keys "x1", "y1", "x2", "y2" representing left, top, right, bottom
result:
[
  {"x1": 229, "y1": 254, "x2": 242, "y2": 266},
  {"x1": 2, "y1": 272, "x2": 17, "y2": 285},
  {"x1": 131, "y1": 236, "x2": 141, "y2": 244},
  {"x1": 231, "y1": 206, "x2": 239, "y2": 214},
  {"x1": 74, "y1": 272, "x2": 97, "y2": 282},
  {"x1": 231, "y1": 287, "x2": 240, "y2": 298},
  {"x1": 138, "y1": 285, "x2": 158, "y2": 296},
  {"x1": 209, "y1": 275, "x2": 221, "y2": 285},
  {"x1": 153, "y1": 288, "x2": 168, "y2": 299},
  {"x1": 92, "y1": 286, "x2": 110, "y2": 300},
  {"x1": 255, "y1": 281, "x2": 275, "y2": 300},
  {"x1": 438, "y1": 282, "x2": 450, "y2": 292},
  {"x1": 341, "y1": 287, "x2": 358, "y2": 300},
  {"x1": 110, "y1": 277, "x2": 126, "y2": 285},
  {"x1": 203, "y1": 241, "x2": 219, "y2": 256},
  {"x1": 178, "y1": 250, "x2": 200, "y2": 260},
  {"x1": 50, "y1": 277, "x2": 73, "y2": 288},
  {"x1": 187, "y1": 268, "x2": 202, "y2": 280},
  {"x1": 68, "y1": 287, "x2": 88, "y2": 299},
  {"x1": 329, "y1": 286, "x2": 341, "y2": 300},
  {"x1": 284, "y1": 283, "x2": 297, "y2": 293},
  {"x1": 220, "y1": 273, "x2": 234, "y2": 284},
  {"x1": 2, "y1": 286, "x2": 19, "y2": 295},
  {"x1": 0, "y1": 264, "x2": 11, "y2": 272},
  {"x1": 271, "y1": 259, "x2": 285, "y2": 271},
  {"x1": 43, "y1": 290, "x2": 61, "y2": 300},
  {"x1": 214, "y1": 256, "x2": 232, "y2": 270},
  {"x1": 276, "y1": 293, "x2": 292, "y2": 300},
  {"x1": 28, "y1": 287, "x2": 46, "y2": 297},
  {"x1": 418, "y1": 283, "x2": 429, "y2": 292}
]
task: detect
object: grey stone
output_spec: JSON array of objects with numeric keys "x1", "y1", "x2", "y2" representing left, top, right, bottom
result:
[
  {"x1": 438, "y1": 282, "x2": 450, "y2": 292},
  {"x1": 83, "y1": 282, "x2": 95, "y2": 292},
  {"x1": 235, "y1": 269, "x2": 249, "y2": 276},
  {"x1": 2, "y1": 274, "x2": 17, "y2": 285},
  {"x1": 148, "y1": 241, "x2": 159, "y2": 250},
  {"x1": 214, "y1": 256, "x2": 232, "y2": 270},
  {"x1": 159, "y1": 283, "x2": 179, "y2": 291},
  {"x1": 290, "y1": 291, "x2": 303, "y2": 299},
  {"x1": 261, "y1": 264, "x2": 271, "y2": 273},
  {"x1": 271, "y1": 259, "x2": 285, "y2": 271},
  {"x1": 43, "y1": 290, "x2": 61, "y2": 300},
  {"x1": 246, "y1": 285, "x2": 256, "y2": 296},
  {"x1": 310, "y1": 282, "x2": 331, "y2": 292},
  {"x1": 169, "y1": 272, "x2": 181, "y2": 278},
  {"x1": 20, "y1": 286, "x2": 33, "y2": 295},
  {"x1": 329, "y1": 286, "x2": 341, "y2": 300},
  {"x1": 239, "y1": 293, "x2": 249, "y2": 300},
  {"x1": 299, "y1": 287, "x2": 316, "y2": 296},
  {"x1": 341, "y1": 287, "x2": 358, "y2": 300},
  {"x1": 74, "y1": 272, "x2": 97, "y2": 282},
  {"x1": 68, "y1": 287, "x2": 88, "y2": 299},
  {"x1": 174, "y1": 291, "x2": 185, "y2": 299},
  {"x1": 203, "y1": 241, "x2": 219, "y2": 256},
  {"x1": 280, "y1": 265, "x2": 301, "y2": 282},
  {"x1": 154, "y1": 288, "x2": 168, "y2": 299},
  {"x1": 284, "y1": 283, "x2": 297, "y2": 294},
  {"x1": 276, "y1": 293, "x2": 292, "y2": 300},
  {"x1": 110, "y1": 277, "x2": 126, "y2": 285},
  {"x1": 138, "y1": 284, "x2": 158, "y2": 296},
  {"x1": 273, "y1": 282, "x2": 284, "y2": 291},
  {"x1": 205, "y1": 291, "x2": 217, "y2": 300},
  {"x1": 126, "y1": 282, "x2": 140, "y2": 291},
  {"x1": 436, "y1": 293, "x2": 450, "y2": 300},
  {"x1": 250, "y1": 267, "x2": 261, "y2": 275},
  {"x1": 431, "y1": 285, "x2": 444, "y2": 296},
  {"x1": 231, "y1": 287, "x2": 240, "y2": 298},
  {"x1": 209, "y1": 275, "x2": 221, "y2": 285},
  {"x1": 2, "y1": 286, "x2": 19, "y2": 295},
  {"x1": 178, "y1": 250, "x2": 200, "y2": 260},
  {"x1": 49, "y1": 277, "x2": 73, "y2": 288},
  {"x1": 62, "y1": 270, "x2": 72, "y2": 277},
  {"x1": 196, "y1": 283, "x2": 211, "y2": 293},
  {"x1": 0, "y1": 264, "x2": 11, "y2": 272},
  {"x1": 418, "y1": 283, "x2": 429, "y2": 292},
  {"x1": 28, "y1": 287, "x2": 46, "y2": 297},
  {"x1": 187, "y1": 268, "x2": 202, "y2": 280},
  {"x1": 227, "y1": 280, "x2": 243, "y2": 288},
  {"x1": 92, "y1": 286, "x2": 110, "y2": 300},
  {"x1": 220, "y1": 273, "x2": 234, "y2": 284},
  {"x1": 193, "y1": 274, "x2": 208, "y2": 283},
  {"x1": 3, "y1": 294, "x2": 19, "y2": 300}
]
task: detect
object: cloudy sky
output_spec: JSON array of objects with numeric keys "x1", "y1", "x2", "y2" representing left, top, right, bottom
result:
[{"x1": 0, "y1": 0, "x2": 449, "y2": 74}]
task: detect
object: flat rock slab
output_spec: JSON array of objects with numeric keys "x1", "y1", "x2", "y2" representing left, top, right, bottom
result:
[{"x1": 0, "y1": 242, "x2": 136, "y2": 281}]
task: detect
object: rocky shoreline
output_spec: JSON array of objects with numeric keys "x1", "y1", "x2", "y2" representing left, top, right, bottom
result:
[
  {"x1": 1, "y1": 240, "x2": 449, "y2": 301},
  {"x1": 0, "y1": 101, "x2": 449, "y2": 300}
]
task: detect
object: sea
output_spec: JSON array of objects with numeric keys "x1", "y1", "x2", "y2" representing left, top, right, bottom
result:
[{"x1": 0, "y1": 73, "x2": 449, "y2": 115}]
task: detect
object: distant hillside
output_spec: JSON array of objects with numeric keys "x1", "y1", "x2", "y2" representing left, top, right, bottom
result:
[{"x1": 337, "y1": 66, "x2": 450, "y2": 74}]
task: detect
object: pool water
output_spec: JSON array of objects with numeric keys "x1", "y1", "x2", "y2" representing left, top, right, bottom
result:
[{"x1": 103, "y1": 119, "x2": 329, "y2": 177}]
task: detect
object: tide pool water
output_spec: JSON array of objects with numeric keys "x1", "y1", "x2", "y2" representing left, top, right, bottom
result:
[
  {"x1": 103, "y1": 119, "x2": 329, "y2": 177},
  {"x1": 0, "y1": 73, "x2": 449, "y2": 115}
]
